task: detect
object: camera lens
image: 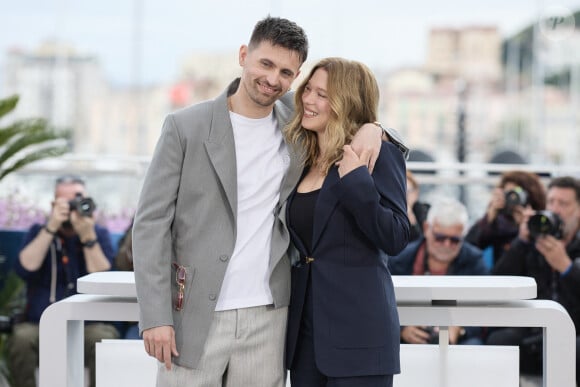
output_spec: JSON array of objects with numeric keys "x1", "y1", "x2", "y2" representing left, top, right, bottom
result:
[
  {"x1": 528, "y1": 211, "x2": 563, "y2": 239},
  {"x1": 504, "y1": 187, "x2": 528, "y2": 213}
]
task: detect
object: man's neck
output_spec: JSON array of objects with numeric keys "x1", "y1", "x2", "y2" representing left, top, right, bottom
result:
[{"x1": 427, "y1": 254, "x2": 450, "y2": 274}]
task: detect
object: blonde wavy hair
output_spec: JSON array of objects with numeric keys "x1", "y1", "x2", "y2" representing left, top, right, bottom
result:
[{"x1": 283, "y1": 57, "x2": 379, "y2": 173}]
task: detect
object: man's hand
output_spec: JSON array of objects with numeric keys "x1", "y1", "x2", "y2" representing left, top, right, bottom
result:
[
  {"x1": 486, "y1": 188, "x2": 505, "y2": 222},
  {"x1": 70, "y1": 211, "x2": 96, "y2": 242},
  {"x1": 337, "y1": 145, "x2": 371, "y2": 178},
  {"x1": 448, "y1": 326, "x2": 463, "y2": 344},
  {"x1": 535, "y1": 235, "x2": 572, "y2": 273},
  {"x1": 143, "y1": 325, "x2": 179, "y2": 370},
  {"x1": 350, "y1": 123, "x2": 382, "y2": 173},
  {"x1": 47, "y1": 197, "x2": 70, "y2": 231},
  {"x1": 401, "y1": 326, "x2": 432, "y2": 344}
]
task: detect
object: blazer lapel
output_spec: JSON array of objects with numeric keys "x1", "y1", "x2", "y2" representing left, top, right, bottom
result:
[
  {"x1": 312, "y1": 167, "x2": 340, "y2": 249},
  {"x1": 204, "y1": 84, "x2": 238, "y2": 221}
]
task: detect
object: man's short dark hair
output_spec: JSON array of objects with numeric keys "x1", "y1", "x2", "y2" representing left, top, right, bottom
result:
[
  {"x1": 55, "y1": 174, "x2": 85, "y2": 187},
  {"x1": 249, "y1": 16, "x2": 309, "y2": 64},
  {"x1": 548, "y1": 176, "x2": 580, "y2": 204}
]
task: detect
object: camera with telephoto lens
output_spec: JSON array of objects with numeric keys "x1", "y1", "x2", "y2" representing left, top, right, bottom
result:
[
  {"x1": 503, "y1": 187, "x2": 528, "y2": 214},
  {"x1": 68, "y1": 193, "x2": 96, "y2": 217},
  {"x1": 527, "y1": 210, "x2": 563, "y2": 240}
]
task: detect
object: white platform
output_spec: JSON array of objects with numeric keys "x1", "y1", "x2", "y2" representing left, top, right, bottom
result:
[
  {"x1": 96, "y1": 340, "x2": 157, "y2": 387},
  {"x1": 96, "y1": 340, "x2": 519, "y2": 387},
  {"x1": 40, "y1": 273, "x2": 577, "y2": 387},
  {"x1": 397, "y1": 344, "x2": 519, "y2": 387},
  {"x1": 78, "y1": 272, "x2": 537, "y2": 302}
]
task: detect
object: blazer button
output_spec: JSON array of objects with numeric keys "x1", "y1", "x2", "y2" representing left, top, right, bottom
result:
[
  {"x1": 209, "y1": 294, "x2": 216, "y2": 301},
  {"x1": 219, "y1": 255, "x2": 229, "y2": 262}
]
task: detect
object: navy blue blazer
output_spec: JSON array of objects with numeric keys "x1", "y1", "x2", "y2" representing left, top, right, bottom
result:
[{"x1": 285, "y1": 142, "x2": 410, "y2": 377}]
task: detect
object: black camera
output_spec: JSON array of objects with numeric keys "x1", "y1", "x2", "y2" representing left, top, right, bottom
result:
[
  {"x1": 528, "y1": 210, "x2": 563, "y2": 240},
  {"x1": 424, "y1": 326, "x2": 440, "y2": 344},
  {"x1": 503, "y1": 187, "x2": 528, "y2": 214},
  {"x1": 68, "y1": 193, "x2": 96, "y2": 217}
]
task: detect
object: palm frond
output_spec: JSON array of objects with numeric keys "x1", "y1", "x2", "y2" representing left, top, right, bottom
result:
[
  {"x1": 0, "y1": 129, "x2": 70, "y2": 167},
  {"x1": 0, "y1": 94, "x2": 70, "y2": 182},
  {"x1": 0, "y1": 146, "x2": 69, "y2": 181},
  {"x1": 0, "y1": 95, "x2": 18, "y2": 120},
  {"x1": 0, "y1": 118, "x2": 50, "y2": 147}
]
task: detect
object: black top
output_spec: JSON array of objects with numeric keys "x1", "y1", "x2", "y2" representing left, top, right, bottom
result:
[{"x1": 289, "y1": 189, "x2": 319, "y2": 255}]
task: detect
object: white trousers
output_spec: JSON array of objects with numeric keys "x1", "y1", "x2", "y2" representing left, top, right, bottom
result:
[{"x1": 157, "y1": 305, "x2": 288, "y2": 387}]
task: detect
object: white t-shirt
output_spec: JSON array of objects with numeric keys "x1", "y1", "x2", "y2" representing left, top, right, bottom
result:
[{"x1": 215, "y1": 110, "x2": 290, "y2": 311}]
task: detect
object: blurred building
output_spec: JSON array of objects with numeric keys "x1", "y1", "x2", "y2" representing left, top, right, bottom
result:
[
  {"x1": 3, "y1": 41, "x2": 106, "y2": 153},
  {"x1": 426, "y1": 26, "x2": 502, "y2": 85},
  {"x1": 380, "y1": 67, "x2": 505, "y2": 163},
  {"x1": 90, "y1": 83, "x2": 170, "y2": 156},
  {"x1": 381, "y1": 24, "x2": 578, "y2": 166},
  {"x1": 382, "y1": 26, "x2": 504, "y2": 163},
  {"x1": 2, "y1": 41, "x2": 173, "y2": 157},
  {"x1": 169, "y1": 51, "x2": 239, "y2": 109}
]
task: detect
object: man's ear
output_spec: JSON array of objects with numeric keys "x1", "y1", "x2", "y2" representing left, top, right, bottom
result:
[{"x1": 239, "y1": 45, "x2": 248, "y2": 66}]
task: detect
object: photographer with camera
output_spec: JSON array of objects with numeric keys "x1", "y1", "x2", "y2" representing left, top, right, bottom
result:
[
  {"x1": 7, "y1": 174, "x2": 119, "y2": 387},
  {"x1": 465, "y1": 170, "x2": 546, "y2": 268},
  {"x1": 488, "y1": 176, "x2": 580, "y2": 384}
]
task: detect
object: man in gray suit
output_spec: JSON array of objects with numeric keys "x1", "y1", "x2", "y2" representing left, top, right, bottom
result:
[{"x1": 133, "y1": 16, "x2": 382, "y2": 386}]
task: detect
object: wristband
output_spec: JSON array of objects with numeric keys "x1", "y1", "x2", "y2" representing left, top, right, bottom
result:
[
  {"x1": 43, "y1": 225, "x2": 57, "y2": 235},
  {"x1": 372, "y1": 122, "x2": 410, "y2": 160},
  {"x1": 82, "y1": 239, "x2": 98, "y2": 248},
  {"x1": 560, "y1": 262, "x2": 573, "y2": 277}
]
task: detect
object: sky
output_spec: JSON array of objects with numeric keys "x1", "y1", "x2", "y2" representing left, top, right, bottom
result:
[{"x1": 0, "y1": 0, "x2": 579, "y2": 87}]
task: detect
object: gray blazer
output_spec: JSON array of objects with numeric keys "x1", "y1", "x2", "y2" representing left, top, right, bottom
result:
[{"x1": 132, "y1": 79, "x2": 302, "y2": 369}]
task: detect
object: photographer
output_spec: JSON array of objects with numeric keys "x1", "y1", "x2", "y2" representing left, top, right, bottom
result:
[
  {"x1": 488, "y1": 176, "x2": 580, "y2": 384},
  {"x1": 465, "y1": 170, "x2": 546, "y2": 268},
  {"x1": 7, "y1": 175, "x2": 119, "y2": 387},
  {"x1": 389, "y1": 197, "x2": 489, "y2": 345}
]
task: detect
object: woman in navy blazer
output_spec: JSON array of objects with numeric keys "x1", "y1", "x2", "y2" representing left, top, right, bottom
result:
[{"x1": 283, "y1": 58, "x2": 410, "y2": 387}]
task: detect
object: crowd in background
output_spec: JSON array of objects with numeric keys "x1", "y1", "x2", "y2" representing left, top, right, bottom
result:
[{"x1": 1, "y1": 169, "x2": 578, "y2": 386}]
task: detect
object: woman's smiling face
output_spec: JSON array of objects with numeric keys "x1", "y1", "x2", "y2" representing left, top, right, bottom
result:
[{"x1": 301, "y1": 68, "x2": 331, "y2": 134}]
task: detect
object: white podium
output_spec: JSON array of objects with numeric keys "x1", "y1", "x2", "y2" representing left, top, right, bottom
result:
[{"x1": 38, "y1": 273, "x2": 576, "y2": 387}]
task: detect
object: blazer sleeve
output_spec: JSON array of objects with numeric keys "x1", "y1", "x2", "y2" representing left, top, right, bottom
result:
[
  {"x1": 335, "y1": 142, "x2": 410, "y2": 256},
  {"x1": 132, "y1": 113, "x2": 184, "y2": 331}
]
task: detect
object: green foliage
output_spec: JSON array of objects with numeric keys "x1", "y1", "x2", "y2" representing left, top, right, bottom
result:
[
  {"x1": 0, "y1": 93, "x2": 68, "y2": 384},
  {"x1": 0, "y1": 95, "x2": 70, "y2": 181},
  {"x1": 0, "y1": 271, "x2": 25, "y2": 386},
  {"x1": 0, "y1": 271, "x2": 25, "y2": 316}
]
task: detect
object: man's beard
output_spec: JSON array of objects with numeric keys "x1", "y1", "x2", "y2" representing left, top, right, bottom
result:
[{"x1": 245, "y1": 79, "x2": 280, "y2": 107}]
